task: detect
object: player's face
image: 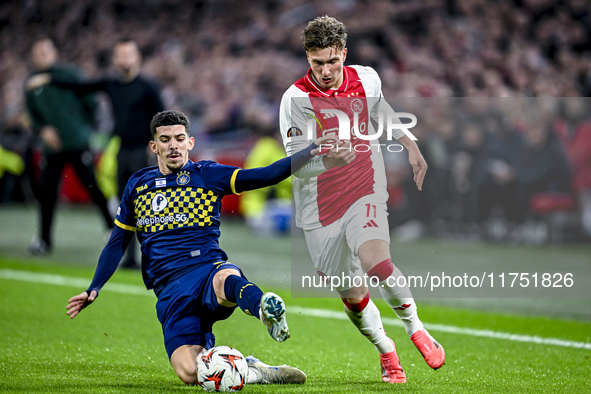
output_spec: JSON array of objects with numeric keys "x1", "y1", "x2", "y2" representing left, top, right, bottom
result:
[
  {"x1": 32, "y1": 39, "x2": 57, "y2": 70},
  {"x1": 150, "y1": 125, "x2": 194, "y2": 175},
  {"x1": 113, "y1": 42, "x2": 141, "y2": 76},
  {"x1": 306, "y1": 46, "x2": 348, "y2": 90}
]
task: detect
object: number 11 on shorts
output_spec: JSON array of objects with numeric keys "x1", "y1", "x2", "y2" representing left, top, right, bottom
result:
[{"x1": 366, "y1": 203, "x2": 376, "y2": 218}]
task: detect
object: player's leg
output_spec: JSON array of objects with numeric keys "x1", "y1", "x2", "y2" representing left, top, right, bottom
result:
[
  {"x1": 339, "y1": 285, "x2": 393, "y2": 354},
  {"x1": 157, "y1": 267, "x2": 221, "y2": 385},
  {"x1": 31, "y1": 152, "x2": 65, "y2": 253},
  {"x1": 304, "y1": 221, "x2": 405, "y2": 383},
  {"x1": 212, "y1": 267, "x2": 290, "y2": 342},
  {"x1": 213, "y1": 268, "x2": 257, "y2": 311},
  {"x1": 210, "y1": 267, "x2": 304, "y2": 384},
  {"x1": 172, "y1": 344, "x2": 306, "y2": 385},
  {"x1": 358, "y1": 239, "x2": 445, "y2": 370},
  {"x1": 170, "y1": 344, "x2": 204, "y2": 385},
  {"x1": 358, "y1": 239, "x2": 423, "y2": 336},
  {"x1": 339, "y1": 283, "x2": 406, "y2": 383},
  {"x1": 306, "y1": 217, "x2": 396, "y2": 356}
]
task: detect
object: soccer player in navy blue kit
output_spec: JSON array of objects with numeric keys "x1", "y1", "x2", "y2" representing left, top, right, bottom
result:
[{"x1": 66, "y1": 110, "x2": 333, "y2": 385}]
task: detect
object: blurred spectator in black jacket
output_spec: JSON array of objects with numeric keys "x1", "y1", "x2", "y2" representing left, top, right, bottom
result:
[
  {"x1": 45, "y1": 39, "x2": 165, "y2": 268},
  {"x1": 50, "y1": 39, "x2": 164, "y2": 197}
]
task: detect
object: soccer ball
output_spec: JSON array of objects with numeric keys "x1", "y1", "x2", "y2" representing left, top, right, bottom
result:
[{"x1": 197, "y1": 346, "x2": 248, "y2": 392}]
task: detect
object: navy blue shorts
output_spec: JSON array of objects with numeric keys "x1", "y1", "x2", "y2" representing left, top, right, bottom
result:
[{"x1": 155, "y1": 261, "x2": 243, "y2": 359}]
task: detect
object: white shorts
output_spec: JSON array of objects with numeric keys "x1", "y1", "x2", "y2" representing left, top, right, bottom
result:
[{"x1": 303, "y1": 194, "x2": 390, "y2": 292}]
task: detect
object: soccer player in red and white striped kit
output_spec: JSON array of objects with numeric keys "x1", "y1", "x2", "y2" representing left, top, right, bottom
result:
[{"x1": 279, "y1": 16, "x2": 445, "y2": 383}]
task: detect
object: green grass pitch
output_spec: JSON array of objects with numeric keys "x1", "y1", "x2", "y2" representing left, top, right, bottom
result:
[{"x1": 0, "y1": 205, "x2": 590, "y2": 393}]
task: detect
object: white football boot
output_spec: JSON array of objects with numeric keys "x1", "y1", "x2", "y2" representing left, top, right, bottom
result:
[
  {"x1": 260, "y1": 292, "x2": 290, "y2": 342},
  {"x1": 245, "y1": 355, "x2": 306, "y2": 384}
]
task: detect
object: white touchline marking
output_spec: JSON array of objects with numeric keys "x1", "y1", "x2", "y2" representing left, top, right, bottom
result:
[
  {"x1": 2, "y1": 268, "x2": 590, "y2": 351},
  {"x1": 289, "y1": 306, "x2": 591, "y2": 350},
  {"x1": 0, "y1": 268, "x2": 149, "y2": 297}
]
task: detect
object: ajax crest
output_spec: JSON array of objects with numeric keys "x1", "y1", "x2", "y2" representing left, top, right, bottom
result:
[{"x1": 350, "y1": 98, "x2": 364, "y2": 113}]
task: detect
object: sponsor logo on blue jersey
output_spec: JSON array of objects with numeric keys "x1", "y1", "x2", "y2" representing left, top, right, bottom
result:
[{"x1": 152, "y1": 193, "x2": 168, "y2": 212}]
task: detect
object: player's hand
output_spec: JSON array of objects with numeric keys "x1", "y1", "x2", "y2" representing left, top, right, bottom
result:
[
  {"x1": 66, "y1": 290, "x2": 98, "y2": 319},
  {"x1": 40, "y1": 126, "x2": 62, "y2": 152},
  {"x1": 408, "y1": 148, "x2": 428, "y2": 191},
  {"x1": 311, "y1": 135, "x2": 338, "y2": 155},
  {"x1": 322, "y1": 139, "x2": 355, "y2": 169},
  {"x1": 25, "y1": 73, "x2": 51, "y2": 90}
]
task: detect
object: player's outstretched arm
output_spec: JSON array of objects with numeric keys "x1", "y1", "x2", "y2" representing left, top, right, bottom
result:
[
  {"x1": 397, "y1": 135, "x2": 428, "y2": 191},
  {"x1": 234, "y1": 135, "x2": 336, "y2": 193},
  {"x1": 65, "y1": 226, "x2": 134, "y2": 319},
  {"x1": 24, "y1": 72, "x2": 105, "y2": 94},
  {"x1": 52, "y1": 78, "x2": 107, "y2": 96}
]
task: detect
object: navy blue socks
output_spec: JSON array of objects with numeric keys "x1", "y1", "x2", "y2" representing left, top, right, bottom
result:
[{"x1": 223, "y1": 274, "x2": 263, "y2": 319}]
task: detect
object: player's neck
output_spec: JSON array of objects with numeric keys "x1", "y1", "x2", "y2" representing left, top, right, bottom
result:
[
  {"x1": 120, "y1": 68, "x2": 140, "y2": 83},
  {"x1": 158, "y1": 161, "x2": 188, "y2": 176},
  {"x1": 159, "y1": 167, "x2": 172, "y2": 176}
]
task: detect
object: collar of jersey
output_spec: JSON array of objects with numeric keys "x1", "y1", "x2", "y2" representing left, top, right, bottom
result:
[
  {"x1": 156, "y1": 160, "x2": 193, "y2": 178},
  {"x1": 305, "y1": 67, "x2": 350, "y2": 97}
]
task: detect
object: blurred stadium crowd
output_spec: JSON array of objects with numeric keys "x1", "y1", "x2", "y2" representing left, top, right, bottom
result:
[{"x1": 1, "y1": 0, "x2": 590, "y2": 243}]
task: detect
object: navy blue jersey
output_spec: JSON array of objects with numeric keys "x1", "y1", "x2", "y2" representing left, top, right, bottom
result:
[
  {"x1": 115, "y1": 160, "x2": 241, "y2": 290},
  {"x1": 87, "y1": 141, "x2": 316, "y2": 297}
]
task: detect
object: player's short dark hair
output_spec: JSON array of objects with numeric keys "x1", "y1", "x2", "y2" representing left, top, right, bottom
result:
[
  {"x1": 114, "y1": 37, "x2": 138, "y2": 50},
  {"x1": 302, "y1": 16, "x2": 347, "y2": 52},
  {"x1": 116, "y1": 37, "x2": 135, "y2": 45},
  {"x1": 31, "y1": 37, "x2": 57, "y2": 52},
  {"x1": 150, "y1": 110, "x2": 190, "y2": 139},
  {"x1": 113, "y1": 38, "x2": 141, "y2": 55}
]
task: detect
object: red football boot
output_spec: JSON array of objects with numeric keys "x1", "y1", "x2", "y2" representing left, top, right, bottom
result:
[
  {"x1": 379, "y1": 338, "x2": 406, "y2": 383},
  {"x1": 410, "y1": 329, "x2": 445, "y2": 370}
]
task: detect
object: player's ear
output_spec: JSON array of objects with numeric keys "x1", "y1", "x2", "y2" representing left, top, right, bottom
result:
[
  {"x1": 342, "y1": 48, "x2": 347, "y2": 62},
  {"x1": 149, "y1": 140, "x2": 158, "y2": 154},
  {"x1": 187, "y1": 136, "x2": 195, "y2": 151}
]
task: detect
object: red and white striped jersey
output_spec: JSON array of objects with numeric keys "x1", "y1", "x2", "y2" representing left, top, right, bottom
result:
[{"x1": 280, "y1": 65, "x2": 406, "y2": 229}]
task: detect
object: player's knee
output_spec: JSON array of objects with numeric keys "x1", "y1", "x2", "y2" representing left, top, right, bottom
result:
[
  {"x1": 213, "y1": 269, "x2": 240, "y2": 295},
  {"x1": 358, "y1": 239, "x2": 390, "y2": 269},
  {"x1": 344, "y1": 297, "x2": 364, "y2": 304},
  {"x1": 342, "y1": 290, "x2": 370, "y2": 312},
  {"x1": 367, "y1": 259, "x2": 394, "y2": 282},
  {"x1": 171, "y1": 346, "x2": 203, "y2": 385},
  {"x1": 214, "y1": 269, "x2": 240, "y2": 286},
  {"x1": 173, "y1": 360, "x2": 198, "y2": 385},
  {"x1": 213, "y1": 269, "x2": 242, "y2": 306}
]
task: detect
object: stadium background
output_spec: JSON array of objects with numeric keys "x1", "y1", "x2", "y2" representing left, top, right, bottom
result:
[
  {"x1": 2, "y1": 0, "x2": 591, "y2": 241},
  {"x1": 0, "y1": 1, "x2": 590, "y2": 393}
]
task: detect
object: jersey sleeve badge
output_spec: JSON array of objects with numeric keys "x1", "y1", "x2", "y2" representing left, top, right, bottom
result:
[{"x1": 287, "y1": 126, "x2": 303, "y2": 137}]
